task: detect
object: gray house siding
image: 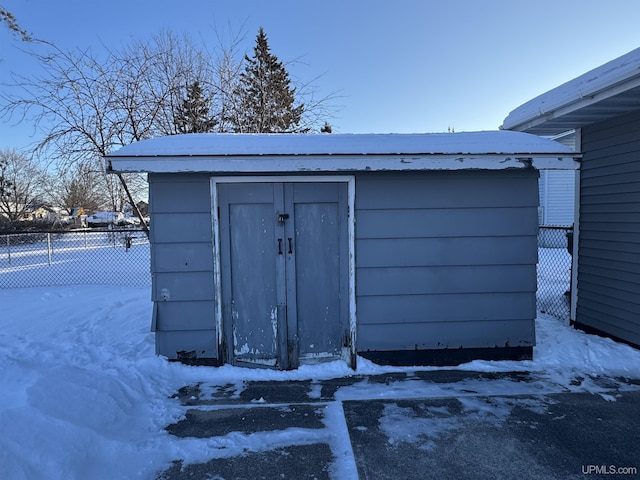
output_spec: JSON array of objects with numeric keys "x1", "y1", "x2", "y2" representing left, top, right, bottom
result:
[
  {"x1": 353, "y1": 170, "x2": 538, "y2": 353},
  {"x1": 149, "y1": 173, "x2": 217, "y2": 360},
  {"x1": 577, "y1": 110, "x2": 640, "y2": 347}
]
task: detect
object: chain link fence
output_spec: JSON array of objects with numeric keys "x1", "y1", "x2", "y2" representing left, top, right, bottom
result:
[
  {"x1": 0, "y1": 229, "x2": 150, "y2": 288},
  {"x1": 3, "y1": 226, "x2": 575, "y2": 322},
  {"x1": 537, "y1": 225, "x2": 573, "y2": 321}
]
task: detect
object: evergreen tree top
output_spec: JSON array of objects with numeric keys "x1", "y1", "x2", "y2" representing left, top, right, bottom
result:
[
  {"x1": 174, "y1": 80, "x2": 217, "y2": 134},
  {"x1": 231, "y1": 27, "x2": 304, "y2": 133}
]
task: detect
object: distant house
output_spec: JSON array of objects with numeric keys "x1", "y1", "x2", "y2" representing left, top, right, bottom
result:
[
  {"x1": 70, "y1": 207, "x2": 86, "y2": 217},
  {"x1": 502, "y1": 46, "x2": 640, "y2": 349},
  {"x1": 65, "y1": 208, "x2": 88, "y2": 227},
  {"x1": 25, "y1": 205, "x2": 58, "y2": 222},
  {"x1": 537, "y1": 131, "x2": 577, "y2": 248},
  {"x1": 105, "y1": 131, "x2": 576, "y2": 369},
  {"x1": 538, "y1": 169, "x2": 575, "y2": 227},
  {"x1": 0, "y1": 203, "x2": 59, "y2": 223},
  {"x1": 539, "y1": 131, "x2": 577, "y2": 228}
]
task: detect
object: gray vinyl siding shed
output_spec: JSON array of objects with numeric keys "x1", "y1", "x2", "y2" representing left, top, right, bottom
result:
[
  {"x1": 502, "y1": 46, "x2": 640, "y2": 349},
  {"x1": 106, "y1": 131, "x2": 576, "y2": 369},
  {"x1": 354, "y1": 170, "x2": 539, "y2": 353},
  {"x1": 150, "y1": 174, "x2": 216, "y2": 357}
]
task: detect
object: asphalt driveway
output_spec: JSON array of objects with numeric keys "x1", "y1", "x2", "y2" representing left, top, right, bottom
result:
[{"x1": 158, "y1": 371, "x2": 640, "y2": 480}]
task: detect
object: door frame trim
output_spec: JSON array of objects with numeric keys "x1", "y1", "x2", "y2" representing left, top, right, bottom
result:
[{"x1": 210, "y1": 175, "x2": 357, "y2": 368}]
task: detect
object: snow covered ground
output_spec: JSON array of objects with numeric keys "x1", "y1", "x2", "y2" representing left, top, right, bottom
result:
[{"x1": 2, "y1": 250, "x2": 640, "y2": 479}]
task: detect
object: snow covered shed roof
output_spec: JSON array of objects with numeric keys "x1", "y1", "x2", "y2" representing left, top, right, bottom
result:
[
  {"x1": 502, "y1": 47, "x2": 640, "y2": 135},
  {"x1": 105, "y1": 131, "x2": 578, "y2": 174}
]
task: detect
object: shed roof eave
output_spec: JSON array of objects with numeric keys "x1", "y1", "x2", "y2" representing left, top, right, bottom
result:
[
  {"x1": 105, "y1": 153, "x2": 580, "y2": 174},
  {"x1": 106, "y1": 131, "x2": 575, "y2": 158}
]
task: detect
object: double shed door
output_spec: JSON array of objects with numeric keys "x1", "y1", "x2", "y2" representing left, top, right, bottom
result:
[{"x1": 218, "y1": 181, "x2": 349, "y2": 369}]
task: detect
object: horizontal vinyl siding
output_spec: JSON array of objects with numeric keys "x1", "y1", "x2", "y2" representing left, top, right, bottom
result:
[
  {"x1": 357, "y1": 207, "x2": 538, "y2": 237},
  {"x1": 577, "y1": 110, "x2": 640, "y2": 346},
  {"x1": 357, "y1": 265, "x2": 535, "y2": 296},
  {"x1": 356, "y1": 174, "x2": 538, "y2": 209},
  {"x1": 579, "y1": 278, "x2": 640, "y2": 307},
  {"x1": 574, "y1": 311, "x2": 639, "y2": 347},
  {"x1": 153, "y1": 243, "x2": 214, "y2": 272},
  {"x1": 579, "y1": 246, "x2": 640, "y2": 270},
  {"x1": 354, "y1": 170, "x2": 538, "y2": 351},
  {"x1": 539, "y1": 170, "x2": 575, "y2": 226},
  {"x1": 356, "y1": 236, "x2": 537, "y2": 267},
  {"x1": 151, "y1": 213, "x2": 213, "y2": 243},
  {"x1": 359, "y1": 319, "x2": 534, "y2": 351},
  {"x1": 149, "y1": 173, "x2": 216, "y2": 352},
  {"x1": 579, "y1": 261, "x2": 640, "y2": 293},
  {"x1": 155, "y1": 301, "x2": 215, "y2": 330},
  {"x1": 149, "y1": 173, "x2": 212, "y2": 214},
  {"x1": 357, "y1": 292, "x2": 535, "y2": 324}
]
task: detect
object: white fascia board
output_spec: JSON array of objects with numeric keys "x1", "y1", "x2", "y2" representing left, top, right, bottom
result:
[
  {"x1": 531, "y1": 156, "x2": 580, "y2": 170},
  {"x1": 106, "y1": 153, "x2": 579, "y2": 173}
]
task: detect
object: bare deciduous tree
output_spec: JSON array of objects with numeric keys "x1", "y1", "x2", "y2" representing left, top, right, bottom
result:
[
  {"x1": 112, "y1": 30, "x2": 216, "y2": 141},
  {"x1": 1, "y1": 32, "x2": 215, "y2": 165},
  {"x1": 0, "y1": 148, "x2": 47, "y2": 221},
  {"x1": 0, "y1": 27, "x2": 339, "y2": 220},
  {"x1": 46, "y1": 159, "x2": 106, "y2": 215}
]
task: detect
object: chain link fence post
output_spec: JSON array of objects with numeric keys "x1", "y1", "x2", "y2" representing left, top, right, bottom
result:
[
  {"x1": 5, "y1": 234, "x2": 11, "y2": 266},
  {"x1": 46, "y1": 232, "x2": 52, "y2": 266}
]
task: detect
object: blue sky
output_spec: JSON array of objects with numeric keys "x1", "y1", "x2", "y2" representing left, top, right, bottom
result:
[{"x1": 2, "y1": 0, "x2": 640, "y2": 151}]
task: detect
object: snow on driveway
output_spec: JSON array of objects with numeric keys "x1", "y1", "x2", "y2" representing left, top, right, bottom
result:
[{"x1": 1, "y1": 285, "x2": 640, "y2": 479}]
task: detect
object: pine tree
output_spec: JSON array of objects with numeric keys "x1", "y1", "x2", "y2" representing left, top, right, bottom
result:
[
  {"x1": 174, "y1": 81, "x2": 217, "y2": 134},
  {"x1": 232, "y1": 27, "x2": 304, "y2": 133},
  {"x1": 320, "y1": 122, "x2": 332, "y2": 133}
]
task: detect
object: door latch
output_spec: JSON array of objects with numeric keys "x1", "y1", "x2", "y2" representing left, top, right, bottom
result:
[{"x1": 278, "y1": 213, "x2": 289, "y2": 223}]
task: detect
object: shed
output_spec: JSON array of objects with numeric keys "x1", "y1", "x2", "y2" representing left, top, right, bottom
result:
[
  {"x1": 105, "y1": 131, "x2": 577, "y2": 369},
  {"x1": 502, "y1": 46, "x2": 640, "y2": 349}
]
